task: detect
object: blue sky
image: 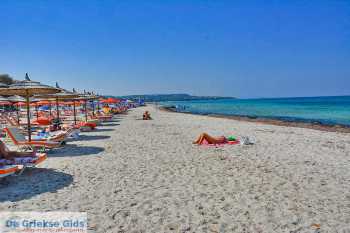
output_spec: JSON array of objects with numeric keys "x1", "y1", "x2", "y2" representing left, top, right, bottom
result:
[{"x1": 0, "y1": 0, "x2": 349, "y2": 98}]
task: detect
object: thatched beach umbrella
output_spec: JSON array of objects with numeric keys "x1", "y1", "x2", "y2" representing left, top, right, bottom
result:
[
  {"x1": 0, "y1": 95, "x2": 10, "y2": 103},
  {"x1": 35, "y1": 83, "x2": 80, "y2": 124},
  {"x1": 8, "y1": 95, "x2": 26, "y2": 124},
  {"x1": 28, "y1": 98, "x2": 40, "y2": 120},
  {"x1": 71, "y1": 88, "x2": 81, "y2": 125},
  {"x1": 0, "y1": 73, "x2": 60, "y2": 141},
  {"x1": 79, "y1": 90, "x2": 98, "y2": 122},
  {"x1": 86, "y1": 91, "x2": 99, "y2": 116},
  {"x1": 7, "y1": 95, "x2": 26, "y2": 102},
  {"x1": 0, "y1": 96, "x2": 11, "y2": 111}
]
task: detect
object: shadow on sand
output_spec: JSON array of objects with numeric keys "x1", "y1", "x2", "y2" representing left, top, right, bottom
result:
[
  {"x1": 101, "y1": 123, "x2": 120, "y2": 127},
  {"x1": 0, "y1": 168, "x2": 73, "y2": 202},
  {"x1": 107, "y1": 119, "x2": 121, "y2": 122},
  {"x1": 94, "y1": 128, "x2": 115, "y2": 132},
  {"x1": 113, "y1": 114, "x2": 128, "y2": 119},
  {"x1": 49, "y1": 144, "x2": 105, "y2": 157},
  {"x1": 74, "y1": 135, "x2": 111, "y2": 141}
]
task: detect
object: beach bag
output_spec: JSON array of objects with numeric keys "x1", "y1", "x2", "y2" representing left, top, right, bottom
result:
[{"x1": 240, "y1": 136, "x2": 255, "y2": 145}]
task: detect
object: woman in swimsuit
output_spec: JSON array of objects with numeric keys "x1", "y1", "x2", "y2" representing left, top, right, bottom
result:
[{"x1": 193, "y1": 133, "x2": 227, "y2": 144}]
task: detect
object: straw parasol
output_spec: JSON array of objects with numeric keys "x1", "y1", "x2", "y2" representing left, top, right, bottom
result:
[
  {"x1": 78, "y1": 90, "x2": 99, "y2": 122},
  {"x1": 71, "y1": 88, "x2": 82, "y2": 124},
  {"x1": 0, "y1": 95, "x2": 10, "y2": 104},
  {"x1": 7, "y1": 96, "x2": 27, "y2": 123},
  {"x1": 35, "y1": 83, "x2": 80, "y2": 124},
  {"x1": 0, "y1": 96, "x2": 11, "y2": 111},
  {"x1": 0, "y1": 73, "x2": 60, "y2": 141},
  {"x1": 86, "y1": 91, "x2": 99, "y2": 116},
  {"x1": 7, "y1": 95, "x2": 25, "y2": 102}
]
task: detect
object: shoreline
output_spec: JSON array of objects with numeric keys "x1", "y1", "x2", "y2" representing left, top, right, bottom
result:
[{"x1": 160, "y1": 106, "x2": 350, "y2": 133}]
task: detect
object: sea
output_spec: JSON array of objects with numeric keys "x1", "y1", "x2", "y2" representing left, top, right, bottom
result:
[{"x1": 160, "y1": 96, "x2": 350, "y2": 127}]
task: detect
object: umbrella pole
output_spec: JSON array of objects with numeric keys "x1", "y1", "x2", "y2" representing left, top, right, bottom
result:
[
  {"x1": 56, "y1": 97, "x2": 60, "y2": 121},
  {"x1": 84, "y1": 101, "x2": 88, "y2": 122},
  {"x1": 49, "y1": 103, "x2": 52, "y2": 118},
  {"x1": 25, "y1": 92, "x2": 31, "y2": 142},
  {"x1": 92, "y1": 101, "x2": 95, "y2": 116},
  {"x1": 73, "y1": 100, "x2": 77, "y2": 125},
  {"x1": 35, "y1": 105, "x2": 39, "y2": 120},
  {"x1": 16, "y1": 106, "x2": 20, "y2": 124}
]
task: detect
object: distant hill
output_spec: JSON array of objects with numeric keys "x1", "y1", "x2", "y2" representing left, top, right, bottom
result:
[{"x1": 112, "y1": 94, "x2": 236, "y2": 102}]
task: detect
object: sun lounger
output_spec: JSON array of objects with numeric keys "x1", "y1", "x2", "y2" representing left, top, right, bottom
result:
[
  {"x1": 89, "y1": 113, "x2": 113, "y2": 122},
  {"x1": 30, "y1": 127, "x2": 78, "y2": 142},
  {"x1": 0, "y1": 165, "x2": 21, "y2": 178},
  {"x1": 3, "y1": 127, "x2": 61, "y2": 149},
  {"x1": 0, "y1": 153, "x2": 47, "y2": 168},
  {"x1": 3, "y1": 115, "x2": 38, "y2": 127},
  {"x1": 75, "y1": 122, "x2": 96, "y2": 131}
]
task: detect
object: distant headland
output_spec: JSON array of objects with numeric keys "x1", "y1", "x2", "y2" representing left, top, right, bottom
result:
[{"x1": 110, "y1": 94, "x2": 236, "y2": 102}]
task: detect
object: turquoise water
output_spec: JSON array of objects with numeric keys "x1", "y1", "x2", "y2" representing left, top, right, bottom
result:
[{"x1": 161, "y1": 96, "x2": 350, "y2": 127}]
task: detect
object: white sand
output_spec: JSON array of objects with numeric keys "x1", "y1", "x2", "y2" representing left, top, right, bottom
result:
[{"x1": 1, "y1": 105, "x2": 350, "y2": 232}]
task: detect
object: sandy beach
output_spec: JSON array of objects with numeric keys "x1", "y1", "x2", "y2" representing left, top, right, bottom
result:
[{"x1": 1, "y1": 105, "x2": 350, "y2": 232}]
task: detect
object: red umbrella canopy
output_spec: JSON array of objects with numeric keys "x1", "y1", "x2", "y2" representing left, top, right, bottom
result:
[
  {"x1": 64, "y1": 101, "x2": 81, "y2": 106},
  {"x1": 58, "y1": 101, "x2": 68, "y2": 106},
  {"x1": 63, "y1": 101, "x2": 73, "y2": 105},
  {"x1": 36, "y1": 100, "x2": 51, "y2": 106},
  {"x1": 0, "y1": 101, "x2": 12, "y2": 105},
  {"x1": 101, "y1": 97, "x2": 120, "y2": 104},
  {"x1": 14, "y1": 102, "x2": 26, "y2": 107}
]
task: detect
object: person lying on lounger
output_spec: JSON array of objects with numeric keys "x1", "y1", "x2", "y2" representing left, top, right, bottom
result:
[
  {"x1": 193, "y1": 133, "x2": 228, "y2": 145},
  {"x1": 0, "y1": 141, "x2": 36, "y2": 161}
]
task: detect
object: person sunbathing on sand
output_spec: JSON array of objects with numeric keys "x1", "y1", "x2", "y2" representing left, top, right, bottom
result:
[
  {"x1": 143, "y1": 111, "x2": 152, "y2": 120},
  {"x1": 0, "y1": 141, "x2": 36, "y2": 161},
  {"x1": 193, "y1": 133, "x2": 227, "y2": 144}
]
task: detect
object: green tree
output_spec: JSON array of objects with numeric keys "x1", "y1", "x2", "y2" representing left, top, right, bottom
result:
[{"x1": 0, "y1": 74, "x2": 14, "y2": 85}]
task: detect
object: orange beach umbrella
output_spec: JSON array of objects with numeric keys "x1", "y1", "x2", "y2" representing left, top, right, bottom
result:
[
  {"x1": 36, "y1": 100, "x2": 51, "y2": 106},
  {"x1": 101, "y1": 97, "x2": 120, "y2": 104}
]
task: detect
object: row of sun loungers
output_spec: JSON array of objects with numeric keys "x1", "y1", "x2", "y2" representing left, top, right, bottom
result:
[{"x1": 0, "y1": 109, "x2": 116, "y2": 179}]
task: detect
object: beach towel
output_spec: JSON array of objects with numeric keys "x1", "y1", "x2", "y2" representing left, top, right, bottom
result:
[
  {"x1": 31, "y1": 134, "x2": 49, "y2": 141},
  {"x1": 240, "y1": 136, "x2": 255, "y2": 145},
  {"x1": 198, "y1": 138, "x2": 240, "y2": 147},
  {"x1": 0, "y1": 153, "x2": 46, "y2": 166},
  {"x1": 0, "y1": 157, "x2": 34, "y2": 165},
  {"x1": 35, "y1": 117, "x2": 51, "y2": 125}
]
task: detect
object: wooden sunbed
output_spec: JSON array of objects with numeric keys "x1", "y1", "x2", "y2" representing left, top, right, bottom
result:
[
  {"x1": 3, "y1": 127, "x2": 61, "y2": 149},
  {"x1": 0, "y1": 165, "x2": 21, "y2": 178}
]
